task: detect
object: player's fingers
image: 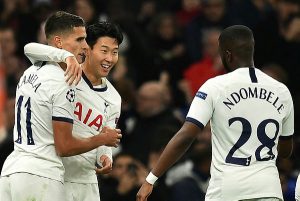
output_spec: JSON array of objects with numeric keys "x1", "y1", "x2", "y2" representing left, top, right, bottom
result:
[
  {"x1": 66, "y1": 65, "x2": 75, "y2": 78},
  {"x1": 67, "y1": 75, "x2": 75, "y2": 86},
  {"x1": 95, "y1": 167, "x2": 106, "y2": 175},
  {"x1": 73, "y1": 67, "x2": 82, "y2": 86},
  {"x1": 115, "y1": 128, "x2": 121, "y2": 133},
  {"x1": 95, "y1": 165, "x2": 112, "y2": 175},
  {"x1": 64, "y1": 65, "x2": 71, "y2": 76},
  {"x1": 73, "y1": 75, "x2": 81, "y2": 86},
  {"x1": 117, "y1": 134, "x2": 122, "y2": 139}
]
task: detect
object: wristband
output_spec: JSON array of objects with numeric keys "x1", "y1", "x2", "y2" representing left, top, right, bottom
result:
[{"x1": 146, "y1": 172, "x2": 158, "y2": 185}]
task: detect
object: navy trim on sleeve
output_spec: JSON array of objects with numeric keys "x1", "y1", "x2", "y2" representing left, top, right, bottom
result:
[
  {"x1": 186, "y1": 117, "x2": 205, "y2": 129},
  {"x1": 279, "y1": 135, "x2": 293, "y2": 140},
  {"x1": 249, "y1": 67, "x2": 257, "y2": 83},
  {"x1": 52, "y1": 116, "x2": 73, "y2": 124}
]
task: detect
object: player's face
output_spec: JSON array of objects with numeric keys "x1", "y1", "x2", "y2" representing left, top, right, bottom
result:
[
  {"x1": 88, "y1": 36, "x2": 119, "y2": 78},
  {"x1": 61, "y1": 27, "x2": 88, "y2": 64}
]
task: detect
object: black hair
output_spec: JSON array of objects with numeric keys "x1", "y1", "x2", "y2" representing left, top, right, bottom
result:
[
  {"x1": 219, "y1": 25, "x2": 254, "y2": 60},
  {"x1": 86, "y1": 21, "x2": 123, "y2": 49},
  {"x1": 45, "y1": 11, "x2": 85, "y2": 39}
]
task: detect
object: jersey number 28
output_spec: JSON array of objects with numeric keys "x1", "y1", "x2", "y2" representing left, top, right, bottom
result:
[{"x1": 225, "y1": 117, "x2": 279, "y2": 166}]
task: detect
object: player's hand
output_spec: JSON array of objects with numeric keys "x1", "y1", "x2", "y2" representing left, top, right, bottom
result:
[
  {"x1": 65, "y1": 56, "x2": 82, "y2": 86},
  {"x1": 100, "y1": 127, "x2": 122, "y2": 147},
  {"x1": 136, "y1": 182, "x2": 153, "y2": 201},
  {"x1": 95, "y1": 155, "x2": 112, "y2": 174}
]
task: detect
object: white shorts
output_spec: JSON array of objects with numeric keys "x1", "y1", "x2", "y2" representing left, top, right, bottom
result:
[
  {"x1": 0, "y1": 173, "x2": 65, "y2": 201},
  {"x1": 65, "y1": 181, "x2": 100, "y2": 201},
  {"x1": 296, "y1": 174, "x2": 300, "y2": 201}
]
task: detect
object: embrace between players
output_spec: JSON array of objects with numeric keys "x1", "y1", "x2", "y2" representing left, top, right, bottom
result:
[{"x1": 0, "y1": 10, "x2": 299, "y2": 201}]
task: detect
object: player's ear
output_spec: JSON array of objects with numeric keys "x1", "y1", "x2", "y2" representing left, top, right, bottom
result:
[
  {"x1": 226, "y1": 50, "x2": 232, "y2": 63},
  {"x1": 54, "y1": 36, "x2": 63, "y2": 49}
]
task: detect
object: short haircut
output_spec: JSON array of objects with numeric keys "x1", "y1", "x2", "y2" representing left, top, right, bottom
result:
[
  {"x1": 45, "y1": 11, "x2": 85, "y2": 39},
  {"x1": 219, "y1": 25, "x2": 254, "y2": 59},
  {"x1": 86, "y1": 21, "x2": 123, "y2": 49}
]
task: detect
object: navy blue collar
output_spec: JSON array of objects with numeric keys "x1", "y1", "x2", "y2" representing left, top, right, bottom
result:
[
  {"x1": 249, "y1": 67, "x2": 257, "y2": 83},
  {"x1": 82, "y1": 72, "x2": 108, "y2": 92}
]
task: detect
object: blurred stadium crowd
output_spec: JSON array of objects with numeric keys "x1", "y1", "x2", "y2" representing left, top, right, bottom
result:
[{"x1": 0, "y1": 0, "x2": 299, "y2": 200}]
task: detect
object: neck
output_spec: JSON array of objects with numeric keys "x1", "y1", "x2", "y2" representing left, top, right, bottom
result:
[
  {"x1": 82, "y1": 64, "x2": 102, "y2": 86},
  {"x1": 235, "y1": 60, "x2": 254, "y2": 69}
]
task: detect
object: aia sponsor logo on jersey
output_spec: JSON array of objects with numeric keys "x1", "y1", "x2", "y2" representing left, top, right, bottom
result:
[{"x1": 74, "y1": 102, "x2": 103, "y2": 131}]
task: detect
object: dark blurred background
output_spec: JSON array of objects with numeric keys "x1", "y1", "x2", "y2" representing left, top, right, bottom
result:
[{"x1": 0, "y1": 0, "x2": 299, "y2": 200}]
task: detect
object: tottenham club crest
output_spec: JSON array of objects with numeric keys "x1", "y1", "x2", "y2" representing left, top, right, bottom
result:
[{"x1": 66, "y1": 89, "x2": 76, "y2": 102}]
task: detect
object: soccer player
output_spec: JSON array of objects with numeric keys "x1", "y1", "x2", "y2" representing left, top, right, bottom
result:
[
  {"x1": 0, "y1": 11, "x2": 121, "y2": 201},
  {"x1": 136, "y1": 25, "x2": 294, "y2": 201},
  {"x1": 23, "y1": 21, "x2": 123, "y2": 201}
]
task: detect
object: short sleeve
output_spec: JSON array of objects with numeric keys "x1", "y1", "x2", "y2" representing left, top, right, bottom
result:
[
  {"x1": 52, "y1": 83, "x2": 76, "y2": 124},
  {"x1": 105, "y1": 107, "x2": 121, "y2": 129},
  {"x1": 186, "y1": 80, "x2": 216, "y2": 129},
  {"x1": 281, "y1": 89, "x2": 294, "y2": 137}
]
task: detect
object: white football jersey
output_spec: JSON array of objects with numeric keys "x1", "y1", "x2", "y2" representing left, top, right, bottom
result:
[
  {"x1": 62, "y1": 74, "x2": 121, "y2": 184},
  {"x1": 1, "y1": 62, "x2": 76, "y2": 182},
  {"x1": 23, "y1": 43, "x2": 121, "y2": 184},
  {"x1": 186, "y1": 67, "x2": 294, "y2": 201}
]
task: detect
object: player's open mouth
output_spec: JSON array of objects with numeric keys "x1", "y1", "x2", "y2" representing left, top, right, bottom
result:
[
  {"x1": 79, "y1": 53, "x2": 86, "y2": 62},
  {"x1": 101, "y1": 64, "x2": 111, "y2": 69}
]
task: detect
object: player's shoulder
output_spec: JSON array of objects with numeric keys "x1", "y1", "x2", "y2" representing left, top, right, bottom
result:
[
  {"x1": 105, "y1": 79, "x2": 121, "y2": 103},
  {"x1": 256, "y1": 68, "x2": 290, "y2": 93}
]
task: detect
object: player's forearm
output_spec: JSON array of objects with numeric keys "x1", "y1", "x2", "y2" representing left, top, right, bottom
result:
[
  {"x1": 151, "y1": 126, "x2": 196, "y2": 178},
  {"x1": 24, "y1": 42, "x2": 73, "y2": 64},
  {"x1": 57, "y1": 134, "x2": 106, "y2": 157},
  {"x1": 278, "y1": 137, "x2": 293, "y2": 158}
]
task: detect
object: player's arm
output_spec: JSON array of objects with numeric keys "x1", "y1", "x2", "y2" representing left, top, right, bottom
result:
[
  {"x1": 136, "y1": 121, "x2": 202, "y2": 201},
  {"x1": 278, "y1": 136, "x2": 293, "y2": 158},
  {"x1": 278, "y1": 88, "x2": 294, "y2": 158},
  {"x1": 24, "y1": 42, "x2": 81, "y2": 85},
  {"x1": 51, "y1": 82, "x2": 121, "y2": 157},
  {"x1": 95, "y1": 109, "x2": 120, "y2": 174},
  {"x1": 53, "y1": 121, "x2": 121, "y2": 157}
]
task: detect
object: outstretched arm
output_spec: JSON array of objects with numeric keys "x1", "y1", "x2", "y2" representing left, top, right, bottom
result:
[
  {"x1": 136, "y1": 121, "x2": 202, "y2": 201},
  {"x1": 24, "y1": 43, "x2": 82, "y2": 85},
  {"x1": 24, "y1": 42, "x2": 74, "y2": 64}
]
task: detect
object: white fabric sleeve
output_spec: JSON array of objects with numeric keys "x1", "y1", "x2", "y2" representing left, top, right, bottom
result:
[
  {"x1": 281, "y1": 87, "x2": 294, "y2": 137},
  {"x1": 24, "y1": 43, "x2": 74, "y2": 64},
  {"x1": 96, "y1": 146, "x2": 113, "y2": 166},
  {"x1": 186, "y1": 80, "x2": 215, "y2": 128},
  {"x1": 51, "y1": 81, "x2": 75, "y2": 123}
]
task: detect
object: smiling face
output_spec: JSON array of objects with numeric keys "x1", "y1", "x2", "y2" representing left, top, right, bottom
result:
[{"x1": 87, "y1": 36, "x2": 119, "y2": 79}]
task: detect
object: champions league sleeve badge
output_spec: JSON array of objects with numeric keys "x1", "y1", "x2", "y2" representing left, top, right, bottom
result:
[
  {"x1": 66, "y1": 89, "x2": 76, "y2": 103},
  {"x1": 196, "y1": 91, "x2": 207, "y2": 100}
]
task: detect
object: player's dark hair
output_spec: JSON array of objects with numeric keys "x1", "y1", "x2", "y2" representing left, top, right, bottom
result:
[
  {"x1": 86, "y1": 21, "x2": 123, "y2": 49},
  {"x1": 219, "y1": 25, "x2": 254, "y2": 60},
  {"x1": 45, "y1": 11, "x2": 85, "y2": 39}
]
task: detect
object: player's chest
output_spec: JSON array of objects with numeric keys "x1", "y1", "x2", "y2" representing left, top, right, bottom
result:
[{"x1": 74, "y1": 89, "x2": 111, "y2": 131}]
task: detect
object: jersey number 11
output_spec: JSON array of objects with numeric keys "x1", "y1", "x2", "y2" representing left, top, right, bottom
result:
[{"x1": 15, "y1": 95, "x2": 35, "y2": 145}]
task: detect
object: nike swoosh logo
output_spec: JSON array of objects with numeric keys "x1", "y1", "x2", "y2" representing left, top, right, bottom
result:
[{"x1": 76, "y1": 88, "x2": 83, "y2": 91}]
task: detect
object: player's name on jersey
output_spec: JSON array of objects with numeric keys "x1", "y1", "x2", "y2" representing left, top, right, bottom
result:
[
  {"x1": 223, "y1": 86, "x2": 284, "y2": 113},
  {"x1": 17, "y1": 73, "x2": 41, "y2": 92}
]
